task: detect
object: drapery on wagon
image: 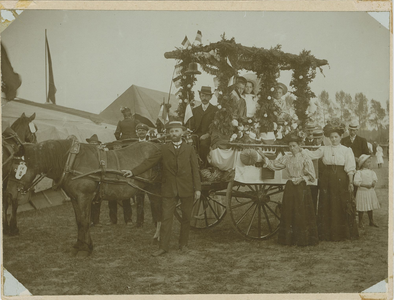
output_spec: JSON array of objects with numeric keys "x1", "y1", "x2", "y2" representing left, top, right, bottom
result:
[{"x1": 164, "y1": 35, "x2": 328, "y2": 240}]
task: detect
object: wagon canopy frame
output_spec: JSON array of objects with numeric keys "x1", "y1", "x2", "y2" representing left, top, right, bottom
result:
[{"x1": 164, "y1": 35, "x2": 329, "y2": 135}]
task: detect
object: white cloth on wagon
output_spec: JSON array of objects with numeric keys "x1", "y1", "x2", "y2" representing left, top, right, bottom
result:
[{"x1": 208, "y1": 148, "x2": 318, "y2": 185}]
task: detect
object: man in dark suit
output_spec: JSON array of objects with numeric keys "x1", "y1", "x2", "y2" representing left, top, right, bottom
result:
[
  {"x1": 341, "y1": 119, "x2": 370, "y2": 160},
  {"x1": 341, "y1": 119, "x2": 370, "y2": 197},
  {"x1": 123, "y1": 121, "x2": 201, "y2": 256},
  {"x1": 191, "y1": 86, "x2": 218, "y2": 167},
  {"x1": 304, "y1": 123, "x2": 316, "y2": 146}
]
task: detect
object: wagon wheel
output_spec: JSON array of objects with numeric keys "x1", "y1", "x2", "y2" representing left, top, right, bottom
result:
[
  {"x1": 174, "y1": 191, "x2": 227, "y2": 229},
  {"x1": 226, "y1": 180, "x2": 283, "y2": 240}
]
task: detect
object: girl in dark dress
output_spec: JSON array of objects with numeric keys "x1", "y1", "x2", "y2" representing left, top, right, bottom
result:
[{"x1": 260, "y1": 135, "x2": 319, "y2": 246}]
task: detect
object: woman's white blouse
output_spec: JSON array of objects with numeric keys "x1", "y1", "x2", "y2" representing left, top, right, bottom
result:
[
  {"x1": 302, "y1": 145, "x2": 356, "y2": 175},
  {"x1": 264, "y1": 152, "x2": 316, "y2": 183},
  {"x1": 244, "y1": 94, "x2": 258, "y2": 118}
]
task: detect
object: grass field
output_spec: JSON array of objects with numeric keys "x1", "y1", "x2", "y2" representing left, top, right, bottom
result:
[{"x1": 3, "y1": 157, "x2": 389, "y2": 295}]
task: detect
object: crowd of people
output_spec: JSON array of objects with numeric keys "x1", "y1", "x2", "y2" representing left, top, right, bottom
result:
[{"x1": 87, "y1": 78, "x2": 385, "y2": 255}]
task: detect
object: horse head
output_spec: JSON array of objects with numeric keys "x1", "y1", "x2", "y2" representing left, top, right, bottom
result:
[{"x1": 11, "y1": 112, "x2": 38, "y2": 144}]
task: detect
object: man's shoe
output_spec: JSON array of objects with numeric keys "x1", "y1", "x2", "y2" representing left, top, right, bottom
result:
[
  {"x1": 369, "y1": 222, "x2": 379, "y2": 228},
  {"x1": 151, "y1": 249, "x2": 167, "y2": 257},
  {"x1": 126, "y1": 222, "x2": 136, "y2": 228}
]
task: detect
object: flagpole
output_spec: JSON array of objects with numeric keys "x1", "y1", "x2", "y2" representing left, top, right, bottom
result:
[
  {"x1": 45, "y1": 29, "x2": 48, "y2": 103},
  {"x1": 167, "y1": 64, "x2": 177, "y2": 104}
]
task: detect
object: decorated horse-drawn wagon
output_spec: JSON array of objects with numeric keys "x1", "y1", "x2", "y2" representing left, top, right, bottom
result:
[{"x1": 163, "y1": 35, "x2": 329, "y2": 240}]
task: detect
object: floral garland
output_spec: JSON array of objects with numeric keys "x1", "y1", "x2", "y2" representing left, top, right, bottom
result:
[{"x1": 165, "y1": 36, "x2": 328, "y2": 143}]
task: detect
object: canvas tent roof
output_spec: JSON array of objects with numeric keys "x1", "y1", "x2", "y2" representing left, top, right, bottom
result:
[
  {"x1": 99, "y1": 85, "x2": 179, "y2": 126},
  {"x1": 2, "y1": 98, "x2": 117, "y2": 143}
]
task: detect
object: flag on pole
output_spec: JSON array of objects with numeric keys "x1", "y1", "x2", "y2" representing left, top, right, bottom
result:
[
  {"x1": 158, "y1": 103, "x2": 169, "y2": 125},
  {"x1": 174, "y1": 64, "x2": 183, "y2": 76},
  {"x1": 193, "y1": 30, "x2": 202, "y2": 45},
  {"x1": 181, "y1": 36, "x2": 191, "y2": 48},
  {"x1": 1, "y1": 43, "x2": 22, "y2": 100},
  {"x1": 184, "y1": 103, "x2": 193, "y2": 124},
  {"x1": 45, "y1": 32, "x2": 57, "y2": 104}
]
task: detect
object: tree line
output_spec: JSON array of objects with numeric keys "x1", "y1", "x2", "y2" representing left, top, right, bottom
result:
[{"x1": 299, "y1": 90, "x2": 389, "y2": 143}]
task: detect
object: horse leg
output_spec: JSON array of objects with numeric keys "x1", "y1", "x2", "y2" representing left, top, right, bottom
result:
[
  {"x1": 9, "y1": 196, "x2": 19, "y2": 236},
  {"x1": 70, "y1": 194, "x2": 93, "y2": 257},
  {"x1": 3, "y1": 193, "x2": 10, "y2": 235}
]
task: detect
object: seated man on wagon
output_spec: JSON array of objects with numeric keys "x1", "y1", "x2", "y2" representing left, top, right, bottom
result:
[{"x1": 191, "y1": 86, "x2": 218, "y2": 167}]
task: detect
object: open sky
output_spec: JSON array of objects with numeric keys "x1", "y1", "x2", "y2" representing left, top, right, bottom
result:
[{"x1": 1, "y1": 10, "x2": 390, "y2": 114}]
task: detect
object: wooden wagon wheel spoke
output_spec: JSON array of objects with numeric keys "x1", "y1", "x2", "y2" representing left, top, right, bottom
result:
[
  {"x1": 246, "y1": 203, "x2": 258, "y2": 236},
  {"x1": 257, "y1": 200, "x2": 262, "y2": 237},
  {"x1": 263, "y1": 202, "x2": 281, "y2": 220},
  {"x1": 231, "y1": 199, "x2": 254, "y2": 210},
  {"x1": 206, "y1": 198, "x2": 220, "y2": 221},
  {"x1": 261, "y1": 202, "x2": 273, "y2": 233},
  {"x1": 235, "y1": 201, "x2": 256, "y2": 226}
]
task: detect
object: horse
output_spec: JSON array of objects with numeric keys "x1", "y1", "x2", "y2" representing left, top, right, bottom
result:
[
  {"x1": 3, "y1": 112, "x2": 37, "y2": 235},
  {"x1": 8, "y1": 139, "x2": 162, "y2": 257}
]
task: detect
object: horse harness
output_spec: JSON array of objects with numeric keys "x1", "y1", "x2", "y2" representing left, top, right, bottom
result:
[
  {"x1": 52, "y1": 139, "x2": 161, "y2": 199},
  {"x1": 2, "y1": 128, "x2": 25, "y2": 182}
]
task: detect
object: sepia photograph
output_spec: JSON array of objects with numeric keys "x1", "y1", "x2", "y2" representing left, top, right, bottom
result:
[{"x1": 1, "y1": 5, "x2": 391, "y2": 298}]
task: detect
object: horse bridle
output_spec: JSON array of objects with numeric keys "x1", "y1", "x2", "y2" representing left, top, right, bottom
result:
[{"x1": 7, "y1": 155, "x2": 47, "y2": 195}]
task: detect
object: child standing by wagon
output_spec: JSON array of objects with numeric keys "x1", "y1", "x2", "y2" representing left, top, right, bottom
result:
[{"x1": 354, "y1": 154, "x2": 380, "y2": 228}]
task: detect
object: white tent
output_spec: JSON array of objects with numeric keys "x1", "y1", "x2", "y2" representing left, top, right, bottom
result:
[{"x1": 2, "y1": 98, "x2": 117, "y2": 143}]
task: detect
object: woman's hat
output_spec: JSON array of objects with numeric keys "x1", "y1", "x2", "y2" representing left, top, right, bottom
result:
[
  {"x1": 199, "y1": 86, "x2": 213, "y2": 95},
  {"x1": 86, "y1": 134, "x2": 101, "y2": 144},
  {"x1": 136, "y1": 123, "x2": 149, "y2": 131},
  {"x1": 166, "y1": 120, "x2": 186, "y2": 130},
  {"x1": 236, "y1": 76, "x2": 247, "y2": 85},
  {"x1": 358, "y1": 154, "x2": 371, "y2": 168},
  {"x1": 185, "y1": 62, "x2": 202, "y2": 75},
  {"x1": 276, "y1": 82, "x2": 288, "y2": 95},
  {"x1": 323, "y1": 120, "x2": 345, "y2": 137}
]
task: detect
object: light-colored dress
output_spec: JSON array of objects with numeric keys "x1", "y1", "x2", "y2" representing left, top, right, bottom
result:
[
  {"x1": 376, "y1": 146, "x2": 384, "y2": 164},
  {"x1": 244, "y1": 94, "x2": 258, "y2": 118},
  {"x1": 354, "y1": 169, "x2": 380, "y2": 211}
]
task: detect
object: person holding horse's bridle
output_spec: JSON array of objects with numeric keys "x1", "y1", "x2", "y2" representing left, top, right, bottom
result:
[
  {"x1": 123, "y1": 120, "x2": 201, "y2": 257},
  {"x1": 111, "y1": 107, "x2": 140, "y2": 226},
  {"x1": 133, "y1": 123, "x2": 162, "y2": 231}
]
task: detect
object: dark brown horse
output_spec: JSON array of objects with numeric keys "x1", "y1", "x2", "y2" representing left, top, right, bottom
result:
[
  {"x1": 8, "y1": 139, "x2": 161, "y2": 256},
  {"x1": 3, "y1": 112, "x2": 37, "y2": 235}
]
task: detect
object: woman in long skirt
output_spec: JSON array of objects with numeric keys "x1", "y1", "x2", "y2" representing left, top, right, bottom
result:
[
  {"x1": 260, "y1": 135, "x2": 318, "y2": 246},
  {"x1": 303, "y1": 122, "x2": 359, "y2": 241}
]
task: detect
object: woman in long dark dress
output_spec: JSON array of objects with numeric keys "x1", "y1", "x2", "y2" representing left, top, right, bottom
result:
[
  {"x1": 260, "y1": 135, "x2": 318, "y2": 246},
  {"x1": 303, "y1": 122, "x2": 359, "y2": 241}
]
